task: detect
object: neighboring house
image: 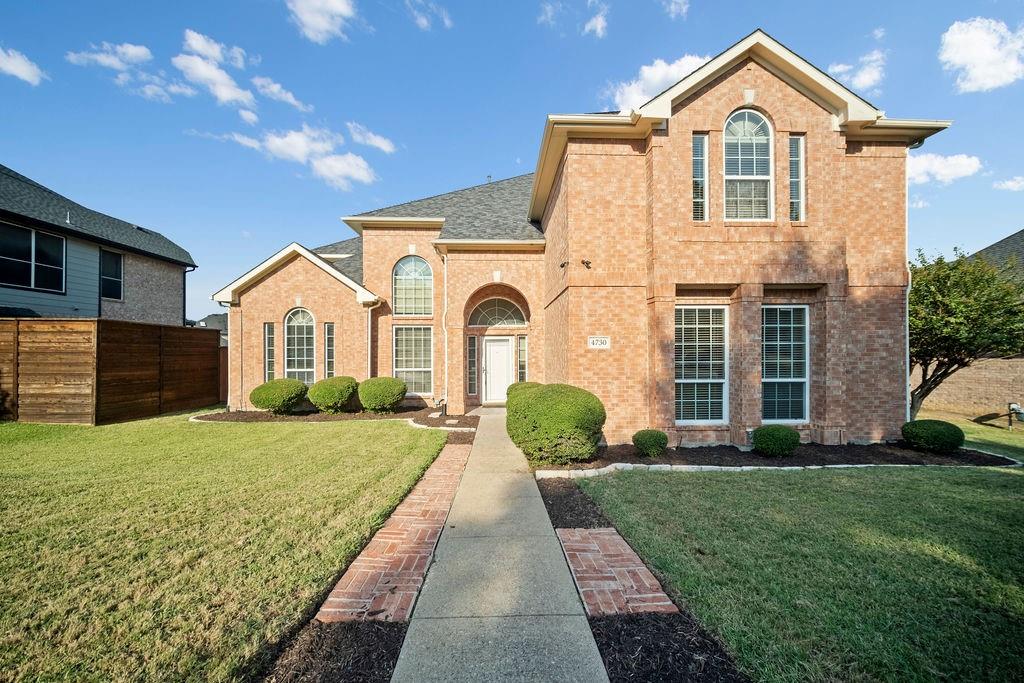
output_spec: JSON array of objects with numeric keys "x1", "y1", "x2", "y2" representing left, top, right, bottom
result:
[
  {"x1": 193, "y1": 313, "x2": 228, "y2": 346},
  {"x1": 0, "y1": 163, "x2": 196, "y2": 325},
  {"x1": 917, "y1": 227, "x2": 1024, "y2": 417},
  {"x1": 214, "y1": 30, "x2": 949, "y2": 444}
]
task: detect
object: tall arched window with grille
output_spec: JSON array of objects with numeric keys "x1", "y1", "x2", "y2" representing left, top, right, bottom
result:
[
  {"x1": 393, "y1": 256, "x2": 433, "y2": 316},
  {"x1": 724, "y1": 110, "x2": 773, "y2": 220},
  {"x1": 284, "y1": 308, "x2": 315, "y2": 385}
]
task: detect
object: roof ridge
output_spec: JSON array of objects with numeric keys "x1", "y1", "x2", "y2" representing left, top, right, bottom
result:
[{"x1": 357, "y1": 172, "x2": 534, "y2": 216}]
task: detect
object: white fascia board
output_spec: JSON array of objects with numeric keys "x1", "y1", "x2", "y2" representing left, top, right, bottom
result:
[
  {"x1": 341, "y1": 216, "x2": 445, "y2": 234},
  {"x1": 211, "y1": 242, "x2": 379, "y2": 304},
  {"x1": 433, "y1": 238, "x2": 545, "y2": 253}
]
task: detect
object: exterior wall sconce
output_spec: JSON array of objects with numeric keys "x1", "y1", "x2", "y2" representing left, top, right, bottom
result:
[{"x1": 581, "y1": 260, "x2": 592, "y2": 269}]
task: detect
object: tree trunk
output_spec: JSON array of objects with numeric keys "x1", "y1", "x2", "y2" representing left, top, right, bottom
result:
[{"x1": 909, "y1": 361, "x2": 964, "y2": 420}]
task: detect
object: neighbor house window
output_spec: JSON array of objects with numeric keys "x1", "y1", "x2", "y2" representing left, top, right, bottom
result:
[
  {"x1": 789, "y1": 135, "x2": 805, "y2": 221},
  {"x1": 675, "y1": 306, "x2": 728, "y2": 423},
  {"x1": 762, "y1": 305, "x2": 809, "y2": 422},
  {"x1": 0, "y1": 223, "x2": 65, "y2": 292},
  {"x1": 692, "y1": 133, "x2": 708, "y2": 221},
  {"x1": 394, "y1": 326, "x2": 432, "y2": 394},
  {"x1": 724, "y1": 110, "x2": 772, "y2": 220},
  {"x1": 263, "y1": 323, "x2": 275, "y2": 381},
  {"x1": 393, "y1": 255, "x2": 432, "y2": 316},
  {"x1": 468, "y1": 298, "x2": 527, "y2": 327},
  {"x1": 467, "y1": 335, "x2": 478, "y2": 396},
  {"x1": 100, "y1": 250, "x2": 123, "y2": 300},
  {"x1": 518, "y1": 335, "x2": 528, "y2": 382},
  {"x1": 284, "y1": 308, "x2": 315, "y2": 385},
  {"x1": 324, "y1": 322, "x2": 335, "y2": 378}
]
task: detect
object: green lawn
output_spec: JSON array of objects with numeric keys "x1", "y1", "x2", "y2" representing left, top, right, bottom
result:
[
  {"x1": 580, "y1": 468, "x2": 1024, "y2": 682},
  {"x1": 920, "y1": 409, "x2": 1024, "y2": 462},
  {"x1": 0, "y1": 414, "x2": 446, "y2": 681}
]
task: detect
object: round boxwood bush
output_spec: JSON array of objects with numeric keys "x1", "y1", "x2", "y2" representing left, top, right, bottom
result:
[
  {"x1": 307, "y1": 376, "x2": 359, "y2": 413},
  {"x1": 506, "y1": 383, "x2": 606, "y2": 465},
  {"x1": 901, "y1": 419, "x2": 965, "y2": 454},
  {"x1": 751, "y1": 424, "x2": 801, "y2": 457},
  {"x1": 633, "y1": 429, "x2": 669, "y2": 457},
  {"x1": 358, "y1": 377, "x2": 407, "y2": 413},
  {"x1": 249, "y1": 378, "x2": 308, "y2": 414}
]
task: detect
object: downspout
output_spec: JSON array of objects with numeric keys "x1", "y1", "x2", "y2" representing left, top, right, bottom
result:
[
  {"x1": 366, "y1": 299, "x2": 383, "y2": 379},
  {"x1": 182, "y1": 265, "x2": 196, "y2": 325},
  {"x1": 441, "y1": 250, "x2": 449, "y2": 411}
]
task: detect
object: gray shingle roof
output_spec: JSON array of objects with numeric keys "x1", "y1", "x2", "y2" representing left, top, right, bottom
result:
[
  {"x1": 358, "y1": 173, "x2": 543, "y2": 241},
  {"x1": 974, "y1": 228, "x2": 1024, "y2": 278},
  {"x1": 0, "y1": 163, "x2": 195, "y2": 266},
  {"x1": 312, "y1": 235, "x2": 364, "y2": 284}
]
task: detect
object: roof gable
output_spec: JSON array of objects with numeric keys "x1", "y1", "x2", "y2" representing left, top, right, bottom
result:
[
  {"x1": 974, "y1": 228, "x2": 1024, "y2": 277},
  {"x1": 312, "y1": 235, "x2": 364, "y2": 284}
]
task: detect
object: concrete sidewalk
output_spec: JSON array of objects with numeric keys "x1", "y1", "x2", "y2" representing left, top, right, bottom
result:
[{"x1": 391, "y1": 408, "x2": 608, "y2": 682}]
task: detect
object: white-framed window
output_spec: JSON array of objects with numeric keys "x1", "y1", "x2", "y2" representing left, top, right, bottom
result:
[
  {"x1": 674, "y1": 306, "x2": 728, "y2": 424},
  {"x1": 324, "y1": 322, "x2": 335, "y2": 378},
  {"x1": 263, "y1": 322, "x2": 275, "y2": 381},
  {"x1": 0, "y1": 223, "x2": 65, "y2": 292},
  {"x1": 467, "y1": 335, "x2": 478, "y2": 396},
  {"x1": 393, "y1": 255, "x2": 432, "y2": 316},
  {"x1": 394, "y1": 326, "x2": 432, "y2": 395},
  {"x1": 100, "y1": 249, "x2": 123, "y2": 300},
  {"x1": 762, "y1": 305, "x2": 809, "y2": 423},
  {"x1": 724, "y1": 109, "x2": 773, "y2": 220},
  {"x1": 284, "y1": 308, "x2": 315, "y2": 385},
  {"x1": 468, "y1": 298, "x2": 527, "y2": 327},
  {"x1": 517, "y1": 335, "x2": 528, "y2": 382},
  {"x1": 789, "y1": 134, "x2": 805, "y2": 221},
  {"x1": 692, "y1": 133, "x2": 708, "y2": 221}
]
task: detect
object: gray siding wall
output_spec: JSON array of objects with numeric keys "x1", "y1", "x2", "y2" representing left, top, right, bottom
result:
[
  {"x1": 0, "y1": 235, "x2": 100, "y2": 316},
  {"x1": 100, "y1": 251, "x2": 184, "y2": 326}
]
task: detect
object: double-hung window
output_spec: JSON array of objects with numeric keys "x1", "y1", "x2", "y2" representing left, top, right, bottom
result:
[
  {"x1": 263, "y1": 323, "x2": 276, "y2": 381},
  {"x1": 724, "y1": 110, "x2": 772, "y2": 220},
  {"x1": 675, "y1": 306, "x2": 728, "y2": 423},
  {"x1": 692, "y1": 133, "x2": 708, "y2": 221},
  {"x1": 100, "y1": 250, "x2": 123, "y2": 300},
  {"x1": 0, "y1": 224, "x2": 65, "y2": 292},
  {"x1": 394, "y1": 326, "x2": 432, "y2": 395},
  {"x1": 284, "y1": 308, "x2": 315, "y2": 385},
  {"x1": 762, "y1": 305, "x2": 809, "y2": 422},
  {"x1": 789, "y1": 134, "x2": 805, "y2": 221},
  {"x1": 324, "y1": 322, "x2": 335, "y2": 378}
]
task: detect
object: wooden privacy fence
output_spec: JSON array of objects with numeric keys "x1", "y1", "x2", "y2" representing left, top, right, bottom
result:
[{"x1": 0, "y1": 318, "x2": 221, "y2": 425}]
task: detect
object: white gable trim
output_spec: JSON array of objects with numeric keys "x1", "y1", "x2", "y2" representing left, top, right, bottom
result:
[
  {"x1": 341, "y1": 216, "x2": 445, "y2": 235},
  {"x1": 211, "y1": 242, "x2": 379, "y2": 305}
]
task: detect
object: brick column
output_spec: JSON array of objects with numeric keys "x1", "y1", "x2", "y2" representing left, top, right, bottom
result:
[
  {"x1": 729, "y1": 283, "x2": 763, "y2": 445},
  {"x1": 812, "y1": 282, "x2": 847, "y2": 444},
  {"x1": 648, "y1": 284, "x2": 676, "y2": 431},
  {"x1": 446, "y1": 321, "x2": 465, "y2": 415}
]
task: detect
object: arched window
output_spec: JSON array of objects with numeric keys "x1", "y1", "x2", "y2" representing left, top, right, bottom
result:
[
  {"x1": 724, "y1": 110, "x2": 773, "y2": 220},
  {"x1": 284, "y1": 308, "x2": 315, "y2": 385},
  {"x1": 393, "y1": 256, "x2": 433, "y2": 316},
  {"x1": 468, "y1": 298, "x2": 527, "y2": 327}
]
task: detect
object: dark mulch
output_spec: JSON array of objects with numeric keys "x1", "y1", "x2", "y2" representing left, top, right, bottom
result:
[
  {"x1": 194, "y1": 406, "x2": 479, "y2": 430},
  {"x1": 266, "y1": 620, "x2": 407, "y2": 683},
  {"x1": 538, "y1": 441, "x2": 1013, "y2": 470},
  {"x1": 537, "y1": 477, "x2": 611, "y2": 528},
  {"x1": 591, "y1": 612, "x2": 749, "y2": 683},
  {"x1": 445, "y1": 429, "x2": 476, "y2": 445}
]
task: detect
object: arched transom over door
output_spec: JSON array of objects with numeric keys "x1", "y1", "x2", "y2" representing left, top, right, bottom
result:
[
  {"x1": 467, "y1": 298, "x2": 527, "y2": 404},
  {"x1": 468, "y1": 298, "x2": 527, "y2": 328}
]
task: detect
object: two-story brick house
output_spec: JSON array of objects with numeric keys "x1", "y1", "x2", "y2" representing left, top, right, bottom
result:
[{"x1": 214, "y1": 30, "x2": 949, "y2": 445}]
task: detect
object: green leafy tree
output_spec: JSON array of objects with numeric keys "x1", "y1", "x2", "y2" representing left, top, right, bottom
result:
[{"x1": 909, "y1": 248, "x2": 1024, "y2": 418}]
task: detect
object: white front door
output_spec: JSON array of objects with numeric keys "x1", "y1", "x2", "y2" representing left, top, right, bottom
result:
[{"x1": 483, "y1": 337, "x2": 514, "y2": 404}]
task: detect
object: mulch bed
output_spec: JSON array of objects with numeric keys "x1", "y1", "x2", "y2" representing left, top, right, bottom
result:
[
  {"x1": 537, "y1": 478, "x2": 611, "y2": 528},
  {"x1": 194, "y1": 406, "x2": 480, "y2": 430},
  {"x1": 538, "y1": 441, "x2": 1014, "y2": 470},
  {"x1": 267, "y1": 620, "x2": 407, "y2": 682},
  {"x1": 590, "y1": 613, "x2": 749, "y2": 683}
]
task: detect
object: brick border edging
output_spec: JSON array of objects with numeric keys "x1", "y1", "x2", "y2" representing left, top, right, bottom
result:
[{"x1": 187, "y1": 411, "x2": 476, "y2": 432}]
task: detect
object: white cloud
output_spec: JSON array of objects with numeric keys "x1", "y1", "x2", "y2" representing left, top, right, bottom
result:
[
  {"x1": 537, "y1": 2, "x2": 562, "y2": 26},
  {"x1": 872, "y1": 27, "x2": 886, "y2": 40},
  {"x1": 286, "y1": 0, "x2": 357, "y2": 44},
  {"x1": 251, "y1": 75, "x2": 313, "y2": 112},
  {"x1": 583, "y1": 1, "x2": 608, "y2": 38},
  {"x1": 0, "y1": 47, "x2": 46, "y2": 85},
  {"x1": 907, "y1": 152, "x2": 982, "y2": 185},
  {"x1": 263, "y1": 124, "x2": 344, "y2": 164},
  {"x1": 405, "y1": 1, "x2": 453, "y2": 30},
  {"x1": 828, "y1": 49, "x2": 885, "y2": 93},
  {"x1": 994, "y1": 176, "x2": 1024, "y2": 191},
  {"x1": 182, "y1": 29, "x2": 248, "y2": 69},
  {"x1": 171, "y1": 53, "x2": 254, "y2": 106},
  {"x1": 608, "y1": 52, "x2": 710, "y2": 112},
  {"x1": 229, "y1": 133, "x2": 262, "y2": 150},
  {"x1": 139, "y1": 84, "x2": 172, "y2": 103},
  {"x1": 66, "y1": 42, "x2": 152, "y2": 71},
  {"x1": 939, "y1": 18, "x2": 1024, "y2": 93},
  {"x1": 662, "y1": 0, "x2": 689, "y2": 19},
  {"x1": 166, "y1": 82, "x2": 198, "y2": 97},
  {"x1": 239, "y1": 109, "x2": 259, "y2": 125},
  {"x1": 346, "y1": 122, "x2": 396, "y2": 153},
  {"x1": 310, "y1": 153, "x2": 376, "y2": 190},
  {"x1": 909, "y1": 196, "x2": 929, "y2": 209}
]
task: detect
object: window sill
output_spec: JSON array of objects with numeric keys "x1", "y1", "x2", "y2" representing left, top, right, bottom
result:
[
  {"x1": 101, "y1": 297, "x2": 124, "y2": 302},
  {"x1": 761, "y1": 420, "x2": 810, "y2": 426},
  {"x1": 674, "y1": 421, "x2": 730, "y2": 428},
  {"x1": 723, "y1": 221, "x2": 778, "y2": 227}
]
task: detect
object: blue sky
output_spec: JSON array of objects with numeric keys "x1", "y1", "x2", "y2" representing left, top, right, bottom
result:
[{"x1": 1, "y1": 1, "x2": 1022, "y2": 318}]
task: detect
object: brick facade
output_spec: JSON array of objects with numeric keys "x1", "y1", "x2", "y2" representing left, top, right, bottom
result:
[
  {"x1": 100, "y1": 252, "x2": 185, "y2": 326},
  {"x1": 912, "y1": 359, "x2": 1024, "y2": 418}
]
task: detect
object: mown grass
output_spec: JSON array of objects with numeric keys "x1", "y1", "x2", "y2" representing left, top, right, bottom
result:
[
  {"x1": 920, "y1": 408, "x2": 1024, "y2": 462},
  {"x1": 0, "y1": 413, "x2": 446, "y2": 681},
  {"x1": 580, "y1": 468, "x2": 1024, "y2": 682}
]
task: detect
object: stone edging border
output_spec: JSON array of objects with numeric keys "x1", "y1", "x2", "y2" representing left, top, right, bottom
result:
[
  {"x1": 535, "y1": 449, "x2": 1023, "y2": 479},
  {"x1": 188, "y1": 411, "x2": 475, "y2": 432}
]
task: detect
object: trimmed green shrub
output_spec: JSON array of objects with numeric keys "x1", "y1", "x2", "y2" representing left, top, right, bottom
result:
[
  {"x1": 901, "y1": 419, "x2": 965, "y2": 454},
  {"x1": 632, "y1": 429, "x2": 669, "y2": 457},
  {"x1": 751, "y1": 424, "x2": 801, "y2": 457},
  {"x1": 249, "y1": 378, "x2": 308, "y2": 415},
  {"x1": 358, "y1": 377, "x2": 407, "y2": 413},
  {"x1": 506, "y1": 383, "x2": 606, "y2": 465},
  {"x1": 307, "y1": 376, "x2": 359, "y2": 413},
  {"x1": 507, "y1": 381, "x2": 541, "y2": 398}
]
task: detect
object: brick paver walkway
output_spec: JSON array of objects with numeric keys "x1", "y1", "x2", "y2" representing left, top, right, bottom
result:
[
  {"x1": 557, "y1": 527, "x2": 679, "y2": 617},
  {"x1": 315, "y1": 443, "x2": 471, "y2": 622}
]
